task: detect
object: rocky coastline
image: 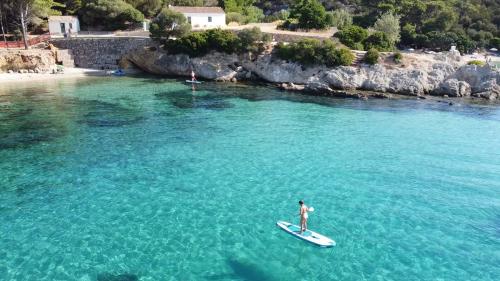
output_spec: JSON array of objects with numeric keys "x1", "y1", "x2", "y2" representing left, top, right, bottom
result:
[
  {"x1": 125, "y1": 46, "x2": 500, "y2": 101},
  {"x1": 1, "y1": 42, "x2": 499, "y2": 101}
]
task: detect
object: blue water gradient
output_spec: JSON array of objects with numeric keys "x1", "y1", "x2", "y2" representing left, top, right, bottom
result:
[{"x1": 1, "y1": 77, "x2": 499, "y2": 281}]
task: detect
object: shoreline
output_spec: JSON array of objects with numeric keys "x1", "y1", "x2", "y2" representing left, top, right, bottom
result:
[
  {"x1": 1, "y1": 66, "x2": 498, "y2": 105},
  {"x1": 0, "y1": 68, "x2": 107, "y2": 84}
]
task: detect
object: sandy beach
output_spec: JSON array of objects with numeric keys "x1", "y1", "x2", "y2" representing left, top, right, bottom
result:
[{"x1": 0, "y1": 67, "x2": 107, "y2": 84}]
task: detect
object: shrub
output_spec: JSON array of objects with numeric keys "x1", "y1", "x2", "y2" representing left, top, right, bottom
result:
[
  {"x1": 80, "y1": 0, "x2": 144, "y2": 30},
  {"x1": 467, "y1": 60, "x2": 485, "y2": 66},
  {"x1": 226, "y1": 12, "x2": 245, "y2": 24},
  {"x1": 490, "y1": 37, "x2": 500, "y2": 49},
  {"x1": 165, "y1": 32, "x2": 208, "y2": 56},
  {"x1": 373, "y1": 12, "x2": 400, "y2": 46},
  {"x1": 205, "y1": 29, "x2": 240, "y2": 54},
  {"x1": 400, "y1": 23, "x2": 416, "y2": 46},
  {"x1": 393, "y1": 52, "x2": 402, "y2": 63},
  {"x1": 165, "y1": 28, "x2": 268, "y2": 57},
  {"x1": 278, "y1": 18, "x2": 299, "y2": 31},
  {"x1": 263, "y1": 14, "x2": 280, "y2": 23},
  {"x1": 243, "y1": 6, "x2": 265, "y2": 24},
  {"x1": 363, "y1": 32, "x2": 393, "y2": 51},
  {"x1": 334, "y1": 48, "x2": 355, "y2": 66},
  {"x1": 364, "y1": 48, "x2": 379, "y2": 65},
  {"x1": 421, "y1": 31, "x2": 475, "y2": 54},
  {"x1": 276, "y1": 10, "x2": 290, "y2": 21},
  {"x1": 290, "y1": 0, "x2": 330, "y2": 30},
  {"x1": 150, "y1": 8, "x2": 190, "y2": 41},
  {"x1": 331, "y1": 9, "x2": 353, "y2": 30},
  {"x1": 334, "y1": 25, "x2": 368, "y2": 50},
  {"x1": 275, "y1": 39, "x2": 354, "y2": 67},
  {"x1": 238, "y1": 27, "x2": 270, "y2": 53}
]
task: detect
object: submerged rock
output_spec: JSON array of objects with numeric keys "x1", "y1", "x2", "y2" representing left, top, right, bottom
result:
[{"x1": 97, "y1": 273, "x2": 138, "y2": 281}]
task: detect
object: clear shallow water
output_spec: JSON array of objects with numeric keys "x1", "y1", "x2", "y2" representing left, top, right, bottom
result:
[{"x1": 1, "y1": 77, "x2": 500, "y2": 281}]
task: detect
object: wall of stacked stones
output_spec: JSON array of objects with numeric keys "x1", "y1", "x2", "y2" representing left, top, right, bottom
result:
[{"x1": 51, "y1": 38, "x2": 152, "y2": 70}]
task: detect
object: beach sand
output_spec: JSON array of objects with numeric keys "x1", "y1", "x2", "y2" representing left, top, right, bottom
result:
[{"x1": 0, "y1": 68, "x2": 107, "y2": 84}]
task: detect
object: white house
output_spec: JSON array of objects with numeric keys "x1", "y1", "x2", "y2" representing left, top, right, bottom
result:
[
  {"x1": 48, "y1": 16, "x2": 80, "y2": 35},
  {"x1": 170, "y1": 6, "x2": 226, "y2": 28}
]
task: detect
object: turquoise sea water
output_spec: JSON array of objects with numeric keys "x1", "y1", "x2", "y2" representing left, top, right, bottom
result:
[{"x1": 1, "y1": 77, "x2": 500, "y2": 281}]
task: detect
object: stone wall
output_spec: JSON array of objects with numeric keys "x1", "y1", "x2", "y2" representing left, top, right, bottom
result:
[{"x1": 51, "y1": 38, "x2": 152, "y2": 69}]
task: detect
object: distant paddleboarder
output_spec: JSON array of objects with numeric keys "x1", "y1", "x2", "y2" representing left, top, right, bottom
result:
[
  {"x1": 191, "y1": 70, "x2": 196, "y2": 82},
  {"x1": 299, "y1": 200, "x2": 309, "y2": 234}
]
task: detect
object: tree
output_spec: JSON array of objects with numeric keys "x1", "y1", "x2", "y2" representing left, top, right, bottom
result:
[
  {"x1": 290, "y1": 0, "x2": 329, "y2": 30},
  {"x1": 223, "y1": 0, "x2": 256, "y2": 13},
  {"x1": 334, "y1": 25, "x2": 368, "y2": 50},
  {"x1": 237, "y1": 27, "x2": 270, "y2": 53},
  {"x1": 80, "y1": 0, "x2": 144, "y2": 30},
  {"x1": 363, "y1": 31, "x2": 393, "y2": 51},
  {"x1": 64, "y1": 0, "x2": 82, "y2": 15},
  {"x1": 373, "y1": 12, "x2": 400, "y2": 46},
  {"x1": 124, "y1": 0, "x2": 163, "y2": 17},
  {"x1": 1, "y1": 0, "x2": 62, "y2": 49},
  {"x1": 242, "y1": 6, "x2": 264, "y2": 23},
  {"x1": 400, "y1": 23, "x2": 416, "y2": 46},
  {"x1": 150, "y1": 8, "x2": 191, "y2": 41},
  {"x1": 330, "y1": 9, "x2": 352, "y2": 30}
]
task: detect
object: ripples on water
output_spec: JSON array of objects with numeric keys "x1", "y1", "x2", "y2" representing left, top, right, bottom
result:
[{"x1": 0, "y1": 76, "x2": 499, "y2": 281}]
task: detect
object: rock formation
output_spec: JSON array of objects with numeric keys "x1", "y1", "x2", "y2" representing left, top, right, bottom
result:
[
  {"x1": 124, "y1": 46, "x2": 499, "y2": 100},
  {"x1": 0, "y1": 49, "x2": 56, "y2": 73}
]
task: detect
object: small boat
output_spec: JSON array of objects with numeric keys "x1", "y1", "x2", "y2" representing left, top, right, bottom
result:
[
  {"x1": 276, "y1": 221, "x2": 335, "y2": 248},
  {"x1": 185, "y1": 80, "x2": 202, "y2": 84},
  {"x1": 112, "y1": 69, "x2": 125, "y2": 76}
]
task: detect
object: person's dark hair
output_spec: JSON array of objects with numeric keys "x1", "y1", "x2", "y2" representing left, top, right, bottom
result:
[{"x1": 299, "y1": 200, "x2": 304, "y2": 205}]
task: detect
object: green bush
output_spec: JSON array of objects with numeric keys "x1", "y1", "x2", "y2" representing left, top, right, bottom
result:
[
  {"x1": 263, "y1": 10, "x2": 290, "y2": 23},
  {"x1": 243, "y1": 6, "x2": 264, "y2": 24},
  {"x1": 400, "y1": 23, "x2": 416, "y2": 46},
  {"x1": 330, "y1": 9, "x2": 353, "y2": 30},
  {"x1": 238, "y1": 27, "x2": 271, "y2": 53},
  {"x1": 226, "y1": 12, "x2": 246, "y2": 24},
  {"x1": 165, "y1": 27, "x2": 271, "y2": 57},
  {"x1": 393, "y1": 52, "x2": 402, "y2": 63},
  {"x1": 467, "y1": 60, "x2": 485, "y2": 66},
  {"x1": 490, "y1": 37, "x2": 500, "y2": 49},
  {"x1": 277, "y1": 18, "x2": 299, "y2": 31},
  {"x1": 80, "y1": 0, "x2": 144, "y2": 30},
  {"x1": 364, "y1": 48, "x2": 379, "y2": 65},
  {"x1": 275, "y1": 39, "x2": 354, "y2": 67},
  {"x1": 334, "y1": 25, "x2": 368, "y2": 50},
  {"x1": 290, "y1": 0, "x2": 330, "y2": 30},
  {"x1": 277, "y1": 10, "x2": 290, "y2": 21},
  {"x1": 205, "y1": 29, "x2": 240, "y2": 54},
  {"x1": 363, "y1": 31, "x2": 393, "y2": 51},
  {"x1": 165, "y1": 32, "x2": 208, "y2": 56},
  {"x1": 417, "y1": 31, "x2": 475, "y2": 54},
  {"x1": 150, "y1": 8, "x2": 190, "y2": 41}
]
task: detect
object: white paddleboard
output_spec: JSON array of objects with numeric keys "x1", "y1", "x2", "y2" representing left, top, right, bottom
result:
[
  {"x1": 276, "y1": 221, "x2": 335, "y2": 248},
  {"x1": 185, "y1": 80, "x2": 202, "y2": 84}
]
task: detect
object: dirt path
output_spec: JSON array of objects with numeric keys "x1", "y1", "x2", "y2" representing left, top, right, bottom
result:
[{"x1": 217, "y1": 23, "x2": 336, "y2": 38}]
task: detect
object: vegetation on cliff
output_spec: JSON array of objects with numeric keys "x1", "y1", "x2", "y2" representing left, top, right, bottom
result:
[
  {"x1": 164, "y1": 27, "x2": 270, "y2": 57},
  {"x1": 2, "y1": 0, "x2": 500, "y2": 54},
  {"x1": 275, "y1": 38, "x2": 354, "y2": 67}
]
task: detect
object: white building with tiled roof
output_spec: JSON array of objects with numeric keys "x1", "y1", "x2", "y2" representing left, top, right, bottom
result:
[{"x1": 169, "y1": 6, "x2": 226, "y2": 28}]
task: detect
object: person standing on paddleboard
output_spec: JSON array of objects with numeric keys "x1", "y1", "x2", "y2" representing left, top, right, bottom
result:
[
  {"x1": 191, "y1": 70, "x2": 196, "y2": 82},
  {"x1": 299, "y1": 200, "x2": 309, "y2": 234}
]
